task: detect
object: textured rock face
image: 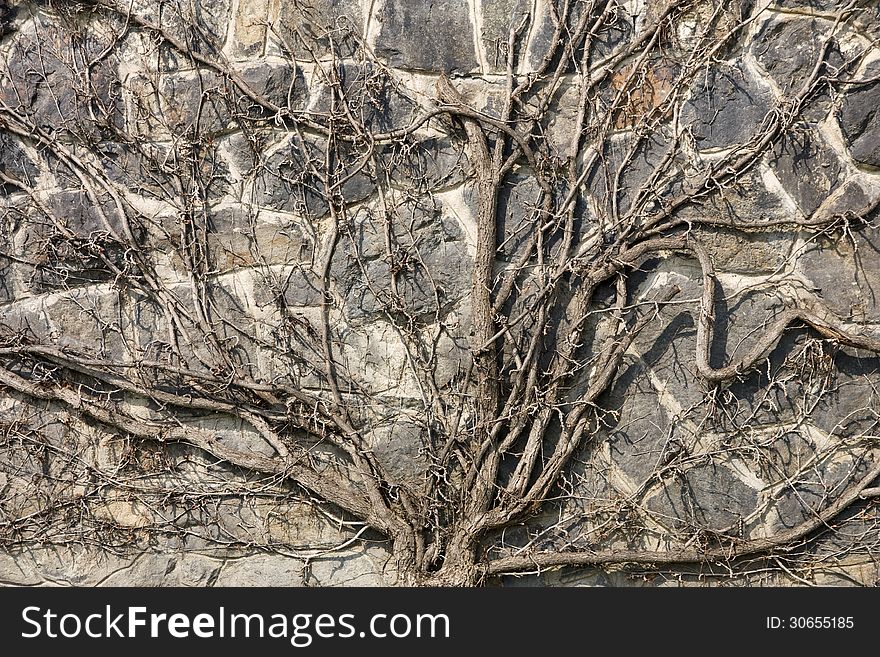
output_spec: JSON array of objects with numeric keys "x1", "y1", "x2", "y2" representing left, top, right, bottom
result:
[
  {"x1": 1, "y1": 0, "x2": 880, "y2": 588},
  {"x1": 681, "y1": 61, "x2": 773, "y2": 151},
  {"x1": 839, "y1": 66, "x2": 880, "y2": 168},
  {"x1": 374, "y1": 1, "x2": 478, "y2": 73}
]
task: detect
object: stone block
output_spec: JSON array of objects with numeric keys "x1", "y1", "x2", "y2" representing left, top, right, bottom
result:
[
  {"x1": 374, "y1": 0, "x2": 478, "y2": 73},
  {"x1": 681, "y1": 61, "x2": 773, "y2": 151}
]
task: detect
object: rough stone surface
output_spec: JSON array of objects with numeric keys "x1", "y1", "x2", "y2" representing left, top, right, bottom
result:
[
  {"x1": 839, "y1": 67, "x2": 880, "y2": 168},
  {"x1": 770, "y1": 125, "x2": 842, "y2": 215},
  {"x1": 681, "y1": 61, "x2": 773, "y2": 151},
  {"x1": 753, "y1": 16, "x2": 841, "y2": 95},
  {"x1": 646, "y1": 463, "x2": 759, "y2": 533},
  {"x1": 277, "y1": 0, "x2": 362, "y2": 60},
  {"x1": 1, "y1": 18, "x2": 122, "y2": 138},
  {"x1": 253, "y1": 133, "x2": 375, "y2": 217},
  {"x1": 331, "y1": 202, "x2": 472, "y2": 322},
  {"x1": 374, "y1": 0, "x2": 478, "y2": 73}
]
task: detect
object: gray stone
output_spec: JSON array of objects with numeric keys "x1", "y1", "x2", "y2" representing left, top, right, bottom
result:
[
  {"x1": 587, "y1": 130, "x2": 681, "y2": 218},
  {"x1": 769, "y1": 126, "x2": 842, "y2": 216},
  {"x1": 236, "y1": 59, "x2": 307, "y2": 114},
  {"x1": 207, "y1": 205, "x2": 313, "y2": 272},
  {"x1": 797, "y1": 225, "x2": 880, "y2": 319},
  {"x1": 433, "y1": 330, "x2": 470, "y2": 388},
  {"x1": 480, "y1": 0, "x2": 531, "y2": 70},
  {"x1": 772, "y1": 454, "x2": 874, "y2": 531},
  {"x1": 810, "y1": 349, "x2": 880, "y2": 438},
  {"x1": 310, "y1": 61, "x2": 420, "y2": 132},
  {"x1": 132, "y1": 0, "x2": 231, "y2": 60},
  {"x1": 494, "y1": 169, "x2": 543, "y2": 259},
  {"x1": 215, "y1": 555, "x2": 306, "y2": 586},
  {"x1": 753, "y1": 17, "x2": 842, "y2": 95},
  {"x1": 379, "y1": 135, "x2": 470, "y2": 193},
  {"x1": 253, "y1": 134, "x2": 375, "y2": 217},
  {"x1": 375, "y1": 0, "x2": 478, "y2": 73},
  {"x1": 160, "y1": 69, "x2": 231, "y2": 134},
  {"x1": 9, "y1": 193, "x2": 130, "y2": 293},
  {"x1": 814, "y1": 178, "x2": 880, "y2": 222},
  {"x1": 647, "y1": 463, "x2": 759, "y2": 532},
  {"x1": 331, "y1": 202, "x2": 472, "y2": 322},
  {"x1": 604, "y1": 361, "x2": 677, "y2": 486},
  {"x1": 0, "y1": 0, "x2": 16, "y2": 37},
  {"x1": 717, "y1": 329, "x2": 816, "y2": 431},
  {"x1": 709, "y1": 290, "x2": 786, "y2": 369},
  {"x1": 252, "y1": 266, "x2": 324, "y2": 308},
  {"x1": 276, "y1": 0, "x2": 362, "y2": 60},
  {"x1": 306, "y1": 548, "x2": 389, "y2": 586},
  {"x1": 0, "y1": 132, "x2": 37, "y2": 192},
  {"x1": 678, "y1": 167, "x2": 791, "y2": 225},
  {"x1": 839, "y1": 68, "x2": 880, "y2": 168},
  {"x1": 750, "y1": 431, "x2": 818, "y2": 482},
  {"x1": 99, "y1": 553, "x2": 222, "y2": 586},
  {"x1": 369, "y1": 420, "x2": 430, "y2": 491},
  {"x1": 681, "y1": 61, "x2": 773, "y2": 151},
  {"x1": 99, "y1": 142, "x2": 174, "y2": 200},
  {"x1": 589, "y1": 4, "x2": 635, "y2": 63},
  {"x1": 694, "y1": 228, "x2": 793, "y2": 274},
  {"x1": 47, "y1": 189, "x2": 123, "y2": 237},
  {"x1": 1, "y1": 19, "x2": 122, "y2": 138},
  {"x1": 773, "y1": 0, "x2": 874, "y2": 11}
]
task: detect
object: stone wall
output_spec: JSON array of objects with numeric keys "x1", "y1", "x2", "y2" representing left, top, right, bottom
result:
[{"x1": 1, "y1": 0, "x2": 880, "y2": 586}]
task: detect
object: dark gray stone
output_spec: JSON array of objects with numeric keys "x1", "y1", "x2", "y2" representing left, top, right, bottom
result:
[
  {"x1": 236, "y1": 59, "x2": 307, "y2": 114},
  {"x1": 773, "y1": 454, "x2": 875, "y2": 531},
  {"x1": 160, "y1": 69, "x2": 231, "y2": 134},
  {"x1": 604, "y1": 361, "x2": 677, "y2": 486},
  {"x1": 9, "y1": 192, "x2": 130, "y2": 292},
  {"x1": 751, "y1": 431, "x2": 818, "y2": 482},
  {"x1": 839, "y1": 67, "x2": 880, "y2": 168},
  {"x1": 773, "y1": 0, "x2": 875, "y2": 11},
  {"x1": 797, "y1": 225, "x2": 880, "y2": 319},
  {"x1": 276, "y1": 0, "x2": 362, "y2": 60},
  {"x1": 681, "y1": 61, "x2": 773, "y2": 151},
  {"x1": 810, "y1": 349, "x2": 880, "y2": 438},
  {"x1": 769, "y1": 126, "x2": 842, "y2": 216},
  {"x1": 494, "y1": 170, "x2": 543, "y2": 259},
  {"x1": 815, "y1": 178, "x2": 880, "y2": 221},
  {"x1": 717, "y1": 329, "x2": 818, "y2": 431},
  {"x1": 1, "y1": 19, "x2": 122, "y2": 138},
  {"x1": 480, "y1": 0, "x2": 530, "y2": 70},
  {"x1": 310, "y1": 61, "x2": 420, "y2": 132},
  {"x1": 589, "y1": 5, "x2": 635, "y2": 64},
  {"x1": 379, "y1": 136, "x2": 470, "y2": 193},
  {"x1": 0, "y1": 0, "x2": 16, "y2": 37},
  {"x1": 253, "y1": 134, "x2": 375, "y2": 217},
  {"x1": 369, "y1": 421, "x2": 430, "y2": 492},
  {"x1": 586, "y1": 130, "x2": 681, "y2": 218},
  {"x1": 331, "y1": 202, "x2": 472, "y2": 322},
  {"x1": 753, "y1": 17, "x2": 842, "y2": 95},
  {"x1": 375, "y1": 0, "x2": 478, "y2": 73},
  {"x1": 251, "y1": 266, "x2": 324, "y2": 308},
  {"x1": 678, "y1": 167, "x2": 791, "y2": 225},
  {"x1": 0, "y1": 132, "x2": 37, "y2": 193},
  {"x1": 132, "y1": 0, "x2": 231, "y2": 60},
  {"x1": 47, "y1": 190, "x2": 120, "y2": 237},
  {"x1": 99, "y1": 142, "x2": 174, "y2": 200},
  {"x1": 708, "y1": 289, "x2": 787, "y2": 370},
  {"x1": 647, "y1": 463, "x2": 759, "y2": 532}
]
